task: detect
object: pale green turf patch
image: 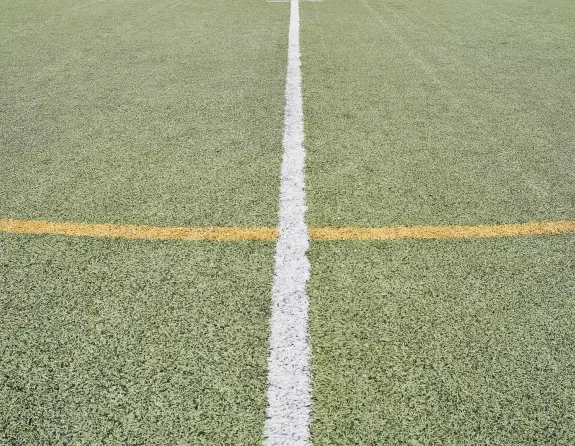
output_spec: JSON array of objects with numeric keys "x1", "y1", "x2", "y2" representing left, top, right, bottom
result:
[
  {"x1": 0, "y1": 233, "x2": 274, "y2": 445},
  {"x1": 0, "y1": 0, "x2": 288, "y2": 227},
  {"x1": 308, "y1": 236, "x2": 575, "y2": 444},
  {"x1": 301, "y1": 0, "x2": 575, "y2": 227}
]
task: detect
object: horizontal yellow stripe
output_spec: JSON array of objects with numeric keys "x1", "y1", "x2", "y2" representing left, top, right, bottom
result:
[
  {"x1": 0, "y1": 218, "x2": 278, "y2": 241},
  {"x1": 1, "y1": 218, "x2": 575, "y2": 241},
  {"x1": 310, "y1": 221, "x2": 575, "y2": 240}
]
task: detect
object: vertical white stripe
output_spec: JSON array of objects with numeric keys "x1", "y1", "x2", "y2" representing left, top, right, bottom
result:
[{"x1": 265, "y1": 0, "x2": 311, "y2": 445}]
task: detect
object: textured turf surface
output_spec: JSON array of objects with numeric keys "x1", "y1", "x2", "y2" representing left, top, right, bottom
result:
[
  {"x1": 0, "y1": 233, "x2": 274, "y2": 444},
  {"x1": 3, "y1": 0, "x2": 575, "y2": 444},
  {"x1": 308, "y1": 236, "x2": 575, "y2": 445},
  {"x1": 301, "y1": 0, "x2": 575, "y2": 227},
  {"x1": 0, "y1": 0, "x2": 288, "y2": 227}
]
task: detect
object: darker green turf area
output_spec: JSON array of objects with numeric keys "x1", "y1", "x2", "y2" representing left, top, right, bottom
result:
[
  {"x1": 309, "y1": 236, "x2": 575, "y2": 445},
  {"x1": 301, "y1": 0, "x2": 575, "y2": 227},
  {"x1": 0, "y1": 0, "x2": 288, "y2": 227},
  {"x1": 0, "y1": 233, "x2": 274, "y2": 445}
]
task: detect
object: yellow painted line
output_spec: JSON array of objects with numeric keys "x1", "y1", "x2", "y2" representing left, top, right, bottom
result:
[
  {"x1": 0, "y1": 218, "x2": 278, "y2": 241},
  {"x1": 1, "y1": 218, "x2": 575, "y2": 241},
  {"x1": 310, "y1": 220, "x2": 575, "y2": 240}
]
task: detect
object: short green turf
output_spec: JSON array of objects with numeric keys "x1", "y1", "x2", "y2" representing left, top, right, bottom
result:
[
  {"x1": 0, "y1": 0, "x2": 288, "y2": 227},
  {"x1": 301, "y1": 0, "x2": 575, "y2": 227},
  {"x1": 308, "y1": 236, "x2": 575, "y2": 445},
  {"x1": 0, "y1": 233, "x2": 274, "y2": 445}
]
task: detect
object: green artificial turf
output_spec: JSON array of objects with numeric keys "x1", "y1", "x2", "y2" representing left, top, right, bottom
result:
[
  {"x1": 308, "y1": 236, "x2": 575, "y2": 445},
  {"x1": 301, "y1": 0, "x2": 575, "y2": 227},
  {"x1": 0, "y1": 233, "x2": 275, "y2": 445},
  {"x1": 0, "y1": 0, "x2": 288, "y2": 227}
]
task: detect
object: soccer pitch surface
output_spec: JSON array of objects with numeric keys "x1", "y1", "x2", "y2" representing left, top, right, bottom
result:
[{"x1": 1, "y1": 0, "x2": 575, "y2": 444}]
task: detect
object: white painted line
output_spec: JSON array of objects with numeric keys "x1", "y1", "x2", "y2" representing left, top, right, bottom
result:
[
  {"x1": 267, "y1": 0, "x2": 322, "y2": 3},
  {"x1": 264, "y1": 0, "x2": 311, "y2": 444}
]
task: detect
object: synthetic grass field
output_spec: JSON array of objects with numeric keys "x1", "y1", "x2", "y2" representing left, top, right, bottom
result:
[
  {"x1": 1, "y1": 235, "x2": 274, "y2": 444},
  {"x1": 2, "y1": 0, "x2": 575, "y2": 444}
]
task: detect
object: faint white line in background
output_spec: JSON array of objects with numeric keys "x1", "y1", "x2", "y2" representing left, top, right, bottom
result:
[
  {"x1": 264, "y1": 0, "x2": 312, "y2": 444},
  {"x1": 267, "y1": 0, "x2": 322, "y2": 3}
]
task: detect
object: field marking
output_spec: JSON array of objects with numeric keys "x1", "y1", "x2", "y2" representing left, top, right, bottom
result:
[
  {"x1": 310, "y1": 221, "x2": 575, "y2": 240},
  {"x1": 2, "y1": 218, "x2": 575, "y2": 241},
  {"x1": 0, "y1": 218, "x2": 278, "y2": 241},
  {"x1": 264, "y1": 0, "x2": 312, "y2": 444},
  {"x1": 267, "y1": 0, "x2": 322, "y2": 3}
]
